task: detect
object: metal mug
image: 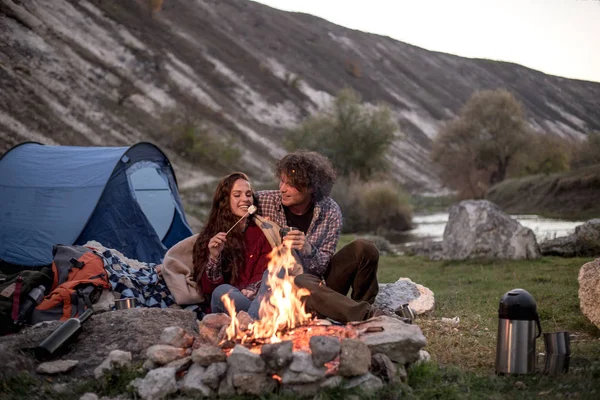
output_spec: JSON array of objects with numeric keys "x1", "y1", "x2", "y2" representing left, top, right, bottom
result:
[
  {"x1": 114, "y1": 298, "x2": 137, "y2": 310},
  {"x1": 543, "y1": 331, "x2": 570, "y2": 375},
  {"x1": 395, "y1": 303, "x2": 415, "y2": 323}
]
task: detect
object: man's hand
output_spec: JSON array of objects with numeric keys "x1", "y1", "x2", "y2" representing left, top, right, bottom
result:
[
  {"x1": 283, "y1": 229, "x2": 312, "y2": 255},
  {"x1": 241, "y1": 289, "x2": 256, "y2": 299}
]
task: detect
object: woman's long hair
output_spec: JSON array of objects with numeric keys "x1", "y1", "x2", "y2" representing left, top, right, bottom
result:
[{"x1": 192, "y1": 172, "x2": 255, "y2": 291}]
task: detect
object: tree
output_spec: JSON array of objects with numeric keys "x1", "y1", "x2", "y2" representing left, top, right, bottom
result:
[
  {"x1": 285, "y1": 88, "x2": 397, "y2": 179},
  {"x1": 432, "y1": 89, "x2": 533, "y2": 198}
]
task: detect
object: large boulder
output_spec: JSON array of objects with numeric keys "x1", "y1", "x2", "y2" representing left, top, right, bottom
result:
[
  {"x1": 578, "y1": 258, "x2": 600, "y2": 329},
  {"x1": 374, "y1": 278, "x2": 435, "y2": 315},
  {"x1": 442, "y1": 200, "x2": 541, "y2": 260},
  {"x1": 541, "y1": 219, "x2": 600, "y2": 257},
  {"x1": 0, "y1": 308, "x2": 198, "y2": 380}
]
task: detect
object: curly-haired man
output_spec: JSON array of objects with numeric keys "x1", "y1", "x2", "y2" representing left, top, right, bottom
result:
[{"x1": 250, "y1": 150, "x2": 382, "y2": 322}]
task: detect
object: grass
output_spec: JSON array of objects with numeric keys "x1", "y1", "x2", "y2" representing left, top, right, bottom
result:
[{"x1": 340, "y1": 234, "x2": 600, "y2": 398}]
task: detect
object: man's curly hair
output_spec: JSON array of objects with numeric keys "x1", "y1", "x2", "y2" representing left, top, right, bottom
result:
[{"x1": 275, "y1": 150, "x2": 337, "y2": 202}]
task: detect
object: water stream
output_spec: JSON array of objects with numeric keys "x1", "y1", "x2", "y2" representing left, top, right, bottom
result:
[{"x1": 386, "y1": 213, "x2": 584, "y2": 245}]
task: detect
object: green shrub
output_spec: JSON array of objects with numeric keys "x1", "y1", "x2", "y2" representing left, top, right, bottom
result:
[
  {"x1": 332, "y1": 178, "x2": 413, "y2": 234},
  {"x1": 285, "y1": 88, "x2": 397, "y2": 180}
]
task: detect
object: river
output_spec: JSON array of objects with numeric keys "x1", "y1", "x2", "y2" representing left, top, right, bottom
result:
[{"x1": 387, "y1": 213, "x2": 584, "y2": 245}]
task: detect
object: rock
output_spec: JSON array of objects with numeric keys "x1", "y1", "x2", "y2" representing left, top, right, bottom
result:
[
  {"x1": 358, "y1": 235, "x2": 397, "y2": 256},
  {"x1": 358, "y1": 316, "x2": 427, "y2": 364},
  {"x1": 94, "y1": 350, "x2": 132, "y2": 379},
  {"x1": 260, "y1": 340, "x2": 293, "y2": 373},
  {"x1": 281, "y1": 381, "x2": 322, "y2": 397},
  {"x1": 236, "y1": 311, "x2": 253, "y2": 331},
  {"x1": 374, "y1": 278, "x2": 435, "y2": 315},
  {"x1": 160, "y1": 326, "x2": 194, "y2": 348},
  {"x1": 281, "y1": 351, "x2": 326, "y2": 384},
  {"x1": 36, "y1": 359, "x2": 79, "y2": 374},
  {"x1": 227, "y1": 345, "x2": 265, "y2": 373},
  {"x1": 579, "y1": 258, "x2": 600, "y2": 329},
  {"x1": 201, "y1": 362, "x2": 228, "y2": 390},
  {"x1": 145, "y1": 344, "x2": 187, "y2": 365},
  {"x1": 541, "y1": 219, "x2": 600, "y2": 257},
  {"x1": 416, "y1": 349, "x2": 431, "y2": 364},
  {"x1": 180, "y1": 363, "x2": 213, "y2": 397},
  {"x1": 371, "y1": 353, "x2": 401, "y2": 384},
  {"x1": 197, "y1": 323, "x2": 220, "y2": 346},
  {"x1": 309, "y1": 336, "x2": 340, "y2": 365},
  {"x1": 164, "y1": 355, "x2": 192, "y2": 372},
  {"x1": 338, "y1": 339, "x2": 371, "y2": 377},
  {"x1": 131, "y1": 367, "x2": 177, "y2": 400},
  {"x1": 191, "y1": 345, "x2": 227, "y2": 366},
  {"x1": 200, "y1": 313, "x2": 232, "y2": 329},
  {"x1": 320, "y1": 375, "x2": 343, "y2": 389},
  {"x1": 79, "y1": 393, "x2": 99, "y2": 400},
  {"x1": 217, "y1": 370, "x2": 236, "y2": 398},
  {"x1": 343, "y1": 372, "x2": 384, "y2": 392},
  {"x1": 405, "y1": 240, "x2": 443, "y2": 259},
  {"x1": 442, "y1": 200, "x2": 540, "y2": 260},
  {"x1": 233, "y1": 372, "x2": 276, "y2": 396}
]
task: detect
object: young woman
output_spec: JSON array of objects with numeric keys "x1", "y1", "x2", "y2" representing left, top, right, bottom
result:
[{"x1": 192, "y1": 172, "x2": 276, "y2": 315}]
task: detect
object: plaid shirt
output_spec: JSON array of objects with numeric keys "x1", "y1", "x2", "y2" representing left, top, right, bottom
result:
[{"x1": 257, "y1": 190, "x2": 342, "y2": 277}]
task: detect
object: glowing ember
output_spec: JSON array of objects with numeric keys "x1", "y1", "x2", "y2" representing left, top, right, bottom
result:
[{"x1": 222, "y1": 244, "x2": 312, "y2": 343}]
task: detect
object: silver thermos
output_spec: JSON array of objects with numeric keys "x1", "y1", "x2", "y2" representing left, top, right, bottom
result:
[{"x1": 495, "y1": 288, "x2": 542, "y2": 374}]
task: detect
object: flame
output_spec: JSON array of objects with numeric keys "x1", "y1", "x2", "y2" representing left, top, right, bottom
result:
[{"x1": 221, "y1": 244, "x2": 312, "y2": 343}]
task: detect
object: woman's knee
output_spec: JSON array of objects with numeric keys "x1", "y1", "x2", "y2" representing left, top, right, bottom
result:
[{"x1": 211, "y1": 284, "x2": 235, "y2": 305}]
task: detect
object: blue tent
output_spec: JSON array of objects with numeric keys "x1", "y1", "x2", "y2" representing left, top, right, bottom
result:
[{"x1": 0, "y1": 142, "x2": 193, "y2": 267}]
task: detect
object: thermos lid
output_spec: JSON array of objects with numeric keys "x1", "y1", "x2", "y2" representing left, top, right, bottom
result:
[{"x1": 498, "y1": 288, "x2": 538, "y2": 321}]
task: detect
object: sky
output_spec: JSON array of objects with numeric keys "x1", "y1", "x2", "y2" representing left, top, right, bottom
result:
[{"x1": 251, "y1": 0, "x2": 600, "y2": 83}]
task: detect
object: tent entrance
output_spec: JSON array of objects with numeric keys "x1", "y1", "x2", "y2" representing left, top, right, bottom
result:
[{"x1": 129, "y1": 166, "x2": 176, "y2": 241}]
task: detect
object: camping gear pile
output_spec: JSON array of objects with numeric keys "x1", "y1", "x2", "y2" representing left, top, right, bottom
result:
[{"x1": 0, "y1": 142, "x2": 195, "y2": 335}]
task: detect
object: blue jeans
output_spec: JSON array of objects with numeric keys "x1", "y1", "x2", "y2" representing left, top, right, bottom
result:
[{"x1": 211, "y1": 284, "x2": 252, "y2": 315}]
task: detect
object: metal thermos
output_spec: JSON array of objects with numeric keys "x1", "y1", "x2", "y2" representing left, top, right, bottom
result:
[
  {"x1": 543, "y1": 331, "x2": 570, "y2": 375},
  {"x1": 495, "y1": 288, "x2": 542, "y2": 374}
]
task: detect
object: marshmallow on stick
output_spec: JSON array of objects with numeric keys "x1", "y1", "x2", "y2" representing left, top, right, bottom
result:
[{"x1": 212, "y1": 205, "x2": 257, "y2": 247}]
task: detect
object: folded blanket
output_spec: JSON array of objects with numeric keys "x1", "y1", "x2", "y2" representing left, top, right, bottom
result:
[{"x1": 162, "y1": 234, "x2": 204, "y2": 305}]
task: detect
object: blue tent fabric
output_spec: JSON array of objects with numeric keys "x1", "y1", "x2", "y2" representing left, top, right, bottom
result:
[{"x1": 0, "y1": 142, "x2": 193, "y2": 267}]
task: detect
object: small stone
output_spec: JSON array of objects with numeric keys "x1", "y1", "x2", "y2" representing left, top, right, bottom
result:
[
  {"x1": 164, "y1": 356, "x2": 192, "y2": 372},
  {"x1": 181, "y1": 363, "x2": 213, "y2": 397},
  {"x1": 201, "y1": 362, "x2": 228, "y2": 390},
  {"x1": 146, "y1": 344, "x2": 187, "y2": 365},
  {"x1": 197, "y1": 323, "x2": 220, "y2": 346},
  {"x1": 200, "y1": 313, "x2": 232, "y2": 329},
  {"x1": 371, "y1": 353, "x2": 400, "y2": 384},
  {"x1": 415, "y1": 349, "x2": 431, "y2": 365},
  {"x1": 227, "y1": 345, "x2": 265, "y2": 373},
  {"x1": 338, "y1": 339, "x2": 371, "y2": 377},
  {"x1": 142, "y1": 359, "x2": 157, "y2": 371},
  {"x1": 237, "y1": 311, "x2": 253, "y2": 331},
  {"x1": 79, "y1": 393, "x2": 98, "y2": 400},
  {"x1": 233, "y1": 372, "x2": 276, "y2": 396},
  {"x1": 344, "y1": 372, "x2": 384, "y2": 392},
  {"x1": 160, "y1": 326, "x2": 195, "y2": 348},
  {"x1": 260, "y1": 340, "x2": 293, "y2": 373},
  {"x1": 192, "y1": 345, "x2": 227, "y2": 366},
  {"x1": 131, "y1": 367, "x2": 177, "y2": 400},
  {"x1": 321, "y1": 375, "x2": 343, "y2": 389},
  {"x1": 309, "y1": 336, "x2": 340, "y2": 365},
  {"x1": 94, "y1": 350, "x2": 132, "y2": 379},
  {"x1": 515, "y1": 381, "x2": 527, "y2": 390},
  {"x1": 281, "y1": 351, "x2": 326, "y2": 384},
  {"x1": 36, "y1": 359, "x2": 79, "y2": 375}
]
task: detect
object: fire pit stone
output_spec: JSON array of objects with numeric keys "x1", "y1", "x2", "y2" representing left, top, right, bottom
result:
[
  {"x1": 191, "y1": 344, "x2": 227, "y2": 366},
  {"x1": 145, "y1": 344, "x2": 189, "y2": 365},
  {"x1": 309, "y1": 335, "x2": 341, "y2": 365},
  {"x1": 260, "y1": 340, "x2": 294, "y2": 373},
  {"x1": 181, "y1": 363, "x2": 213, "y2": 397},
  {"x1": 339, "y1": 338, "x2": 371, "y2": 377},
  {"x1": 228, "y1": 344, "x2": 266, "y2": 373},
  {"x1": 160, "y1": 326, "x2": 194, "y2": 348},
  {"x1": 281, "y1": 350, "x2": 327, "y2": 384}
]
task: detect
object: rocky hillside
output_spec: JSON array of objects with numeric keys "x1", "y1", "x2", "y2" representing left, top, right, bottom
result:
[{"x1": 1, "y1": 0, "x2": 600, "y2": 193}]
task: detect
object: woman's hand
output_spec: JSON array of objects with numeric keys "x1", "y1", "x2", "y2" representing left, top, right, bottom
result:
[
  {"x1": 241, "y1": 289, "x2": 256, "y2": 300},
  {"x1": 208, "y1": 232, "x2": 227, "y2": 260},
  {"x1": 283, "y1": 229, "x2": 312, "y2": 255}
]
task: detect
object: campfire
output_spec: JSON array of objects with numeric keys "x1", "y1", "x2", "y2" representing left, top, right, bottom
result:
[
  {"x1": 220, "y1": 244, "x2": 357, "y2": 356},
  {"x1": 135, "y1": 244, "x2": 427, "y2": 398}
]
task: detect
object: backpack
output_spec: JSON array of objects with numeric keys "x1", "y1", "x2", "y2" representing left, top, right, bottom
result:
[
  {"x1": 0, "y1": 267, "x2": 54, "y2": 335},
  {"x1": 31, "y1": 245, "x2": 110, "y2": 323}
]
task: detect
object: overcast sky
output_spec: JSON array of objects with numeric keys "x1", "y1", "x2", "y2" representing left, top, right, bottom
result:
[{"x1": 252, "y1": 0, "x2": 600, "y2": 83}]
